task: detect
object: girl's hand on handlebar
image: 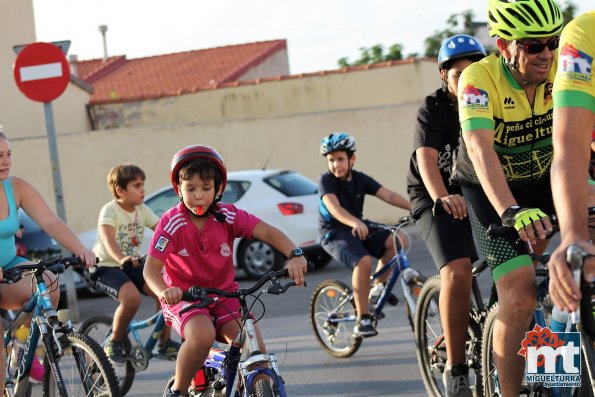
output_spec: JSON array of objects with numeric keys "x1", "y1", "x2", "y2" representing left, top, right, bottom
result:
[
  {"x1": 160, "y1": 286, "x2": 183, "y2": 305},
  {"x1": 76, "y1": 249, "x2": 97, "y2": 269},
  {"x1": 352, "y1": 219, "x2": 369, "y2": 240},
  {"x1": 439, "y1": 194, "x2": 467, "y2": 220},
  {"x1": 286, "y1": 256, "x2": 308, "y2": 287}
]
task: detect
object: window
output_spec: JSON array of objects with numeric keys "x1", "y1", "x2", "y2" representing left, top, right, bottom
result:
[{"x1": 264, "y1": 171, "x2": 317, "y2": 197}]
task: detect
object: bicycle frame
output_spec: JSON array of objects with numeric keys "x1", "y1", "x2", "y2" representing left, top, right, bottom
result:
[
  {"x1": 3, "y1": 269, "x2": 67, "y2": 396},
  {"x1": 126, "y1": 310, "x2": 167, "y2": 358}
]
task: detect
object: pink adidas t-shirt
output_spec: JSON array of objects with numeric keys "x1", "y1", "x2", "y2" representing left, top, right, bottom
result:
[{"x1": 148, "y1": 202, "x2": 261, "y2": 292}]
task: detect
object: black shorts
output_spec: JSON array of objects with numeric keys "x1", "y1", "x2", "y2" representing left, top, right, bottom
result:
[
  {"x1": 461, "y1": 183, "x2": 555, "y2": 281},
  {"x1": 415, "y1": 208, "x2": 478, "y2": 270},
  {"x1": 321, "y1": 228, "x2": 391, "y2": 269},
  {"x1": 89, "y1": 263, "x2": 148, "y2": 300}
]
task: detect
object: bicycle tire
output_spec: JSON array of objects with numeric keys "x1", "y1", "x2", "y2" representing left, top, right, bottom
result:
[
  {"x1": 79, "y1": 315, "x2": 135, "y2": 396},
  {"x1": 415, "y1": 275, "x2": 483, "y2": 397},
  {"x1": 42, "y1": 331, "x2": 120, "y2": 397},
  {"x1": 251, "y1": 378, "x2": 274, "y2": 397},
  {"x1": 481, "y1": 303, "x2": 499, "y2": 396},
  {"x1": 309, "y1": 279, "x2": 362, "y2": 358}
]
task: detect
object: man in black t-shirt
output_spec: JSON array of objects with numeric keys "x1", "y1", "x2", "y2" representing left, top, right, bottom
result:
[{"x1": 318, "y1": 132, "x2": 410, "y2": 337}]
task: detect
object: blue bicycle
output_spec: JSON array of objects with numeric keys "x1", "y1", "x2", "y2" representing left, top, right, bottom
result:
[
  {"x1": 309, "y1": 216, "x2": 426, "y2": 358},
  {"x1": 79, "y1": 277, "x2": 174, "y2": 396},
  {"x1": 2, "y1": 257, "x2": 119, "y2": 397},
  {"x1": 162, "y1": 268, "x2": 301, "y2": 397}
]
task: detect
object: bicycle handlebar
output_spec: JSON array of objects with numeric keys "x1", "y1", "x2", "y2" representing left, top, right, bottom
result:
[
  {"x1": 0, "y1": 256, "x2": 92, "y2": 284},
  {"x1": 365, "y1": 216, "x2": 412, "y2": 232},
  {"x1": 565, "y1": 244, "x2": 595, "y2": 335},
  {"x1": 179, "y1": 267, "x2": 309, "y2": 315}
]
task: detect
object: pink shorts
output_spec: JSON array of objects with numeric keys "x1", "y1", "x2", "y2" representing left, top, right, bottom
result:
[{"x1": 162, "y1": 297, "x2": 241, "y2": 339}]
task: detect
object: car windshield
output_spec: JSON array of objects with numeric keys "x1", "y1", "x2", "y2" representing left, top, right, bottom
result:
[{"x1": 264, "y1": 171, "x2": 317, "y2": 197}]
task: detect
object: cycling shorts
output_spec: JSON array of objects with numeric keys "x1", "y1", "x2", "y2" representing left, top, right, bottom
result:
[
  {"x1": 415, "y1": 209, "x2": 478, "y2": 270},
  {"x1": 321, "y1": 228, "x2": 391, "y2": 270},
  {"x1": 461, "y1": 184, "x2": 555, "y2": 282},
  {"x1": 89, "y1": 263, "x2": 148, "y2": 299},
  {"x1": 161, "y1": 296, "x2": 242, "y2": 339}
]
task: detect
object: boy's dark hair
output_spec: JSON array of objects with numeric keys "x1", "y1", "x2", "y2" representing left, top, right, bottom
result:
[
  {"x1": 177, "y1": 159, "x2": 222, "y2": 192},
  {"x1": 107, "y1": 164, "x2": 146, "y2": 199}
]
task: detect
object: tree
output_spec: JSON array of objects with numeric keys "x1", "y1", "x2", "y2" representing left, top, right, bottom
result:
[
  {"x1": 560, "y1": 0, "x2": 577, "y2": 27},
  {"x1": 423, "y1": 9, "x2": 476, "y2": 57},
  {"x1": 337, "y1": 43, "x2": 404, "y2": 68}
]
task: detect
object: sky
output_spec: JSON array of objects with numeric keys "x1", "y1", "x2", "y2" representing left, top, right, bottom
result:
[{"x1": 33, "y1": 0, "x2": 591, "y2": 75}]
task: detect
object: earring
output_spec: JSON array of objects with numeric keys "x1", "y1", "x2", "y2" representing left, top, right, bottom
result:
[{"x1": 179, "y1": 194, "x2": 183, "y2": 202}]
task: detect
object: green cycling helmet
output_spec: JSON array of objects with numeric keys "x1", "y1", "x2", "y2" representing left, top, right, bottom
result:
[{"x1": 488, "y1": 0, "x2": 563, "y2": 40}]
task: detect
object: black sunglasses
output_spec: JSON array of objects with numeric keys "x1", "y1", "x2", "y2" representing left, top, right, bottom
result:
[{"x1": 515, "y1": 37, "x2": 560, "y2": 54}]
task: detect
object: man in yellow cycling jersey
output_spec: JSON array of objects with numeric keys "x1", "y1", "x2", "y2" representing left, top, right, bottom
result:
[
  {"x1": 450, "y1": 0, "x2": 562, "y2": 394},
  {"x1": 549, "y1": 11, "x2": 595, "y2": 313}
]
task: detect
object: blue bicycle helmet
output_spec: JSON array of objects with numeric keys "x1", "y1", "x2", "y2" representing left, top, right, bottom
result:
[
  {"x1": 320, "y1": 132, "x2": 356, "y2": 156},
  {"x1": 438, "y1": 34, "x2": 487, "y2": 70}
]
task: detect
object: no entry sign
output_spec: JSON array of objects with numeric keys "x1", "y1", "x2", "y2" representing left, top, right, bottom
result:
[{"x1": 14, "y1": 42, "x2": 70, "y2": 103}]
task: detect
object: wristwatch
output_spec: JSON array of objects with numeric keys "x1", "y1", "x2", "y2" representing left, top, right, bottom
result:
[{"x1": 287, "y1": 247, "x2": 304, "y2": 259}]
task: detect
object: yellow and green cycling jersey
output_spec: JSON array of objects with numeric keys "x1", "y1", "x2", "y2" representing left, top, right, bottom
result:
[
  {"x1": 552, "y1": 11, "x2": 595, "y2": 113},
  {"x1": 451, "y1": 54, "x2": 557, "y2": 192}
]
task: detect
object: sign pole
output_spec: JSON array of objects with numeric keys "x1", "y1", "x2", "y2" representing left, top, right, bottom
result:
[{"x1": 43, "y1": 102, "x2": 80, "y2": 323}]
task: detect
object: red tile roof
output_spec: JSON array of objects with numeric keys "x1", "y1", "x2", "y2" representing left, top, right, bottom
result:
[{"x1": 81, "y1": 40, "x2": 287, "y2": 104}]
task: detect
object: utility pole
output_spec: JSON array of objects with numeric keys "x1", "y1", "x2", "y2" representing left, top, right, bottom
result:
[{"x1": 99, "y1": 25, "x2": 108, "y2": 60}]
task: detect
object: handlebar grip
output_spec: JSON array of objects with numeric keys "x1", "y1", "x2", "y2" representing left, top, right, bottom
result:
[
  {"x1": 432, "y1": 198, "x2": 448, "y2": 217},
  {"x1": 486, "y1": 223, "x2": 515, "y2": 239}
]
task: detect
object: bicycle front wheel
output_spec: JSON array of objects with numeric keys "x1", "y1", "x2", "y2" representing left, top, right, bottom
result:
[
  {"x1": 251, "y1": 378, "x2": 274, "y2": 397},
  {"x1": 309, "y1": 279, "x2": 361, "y2": 358},
  {"x1": 43, "y1": 331, "x2": 120, "y2": 397},
  {"x1": 415, "y1": 275, "x2": 483, "y2": 397},
  {"x1": 80, "y1": 315, "x2": 134, "y2": 396}
]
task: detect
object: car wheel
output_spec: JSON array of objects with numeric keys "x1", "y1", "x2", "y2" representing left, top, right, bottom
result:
[{"x1": 238, "y1": 239, "x2": 284, "y2": 279}]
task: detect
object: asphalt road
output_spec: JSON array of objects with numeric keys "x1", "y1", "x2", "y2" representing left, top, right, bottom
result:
[{"x1": 29, "y1": 224, "x2": 548, "y2": 396}]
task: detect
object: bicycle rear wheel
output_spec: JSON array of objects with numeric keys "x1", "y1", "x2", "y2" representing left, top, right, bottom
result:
[
  {"x1": 309, "y1": 279, "x2": 362, "y2": 358},
  {"x1": 80, "y1": 315, "x2": 134, "y2": 396},
  {"x1": 415, "y1": 275, "x2": 483, "y2": 397},
  {"x1": 42, "y1": 331, "x2": 120, "y2": 397}
]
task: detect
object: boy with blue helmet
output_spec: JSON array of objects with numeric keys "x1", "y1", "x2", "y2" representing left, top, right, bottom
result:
[
  {"x1": 407, "y1": 34, "x2": 485, "y2": 397},
  {"x1": 318, "y1": 132, "x2": 410, "y2": 337}
]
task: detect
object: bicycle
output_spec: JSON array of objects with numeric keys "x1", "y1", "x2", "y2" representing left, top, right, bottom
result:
[
  {"x1": 309, "y1": 216, "x2": 427, "y2": 358},
  {"x1": 2, "y1": 257, "x2": 120, "y2": 397},
  {"x1": 79, "y1": 256, "x2": 176, "y2": 396},
  {"x1": 480, "y1": 219, "x2": 567, "y2": 397},
  {"x1": 414, "y1": 198, "x2": 491, "y2": 397},
  {"x1": 161, "y1": 268, "x2": 302, "y2": 397},
  {"x1": 414, "y1": 259, "x2": 490, "y2": 397},
  {"x1": 566, "y1": 244, "x2": 595, "y2": 397}
]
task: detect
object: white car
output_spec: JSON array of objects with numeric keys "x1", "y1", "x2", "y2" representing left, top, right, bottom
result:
[{"x1": 79, "y1": 170, "x2": 330, "y2": 279}]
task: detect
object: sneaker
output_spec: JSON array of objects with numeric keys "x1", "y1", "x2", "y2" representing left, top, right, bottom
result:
[
  {"x1": 29, "y1": 355, "x2": 44, "y2": 383},
  {"x1": 158, "y1": 338, "x2": 181, "y2": 358},
  {"x1": 442, "y1": 364, "x2": 472, "y2": 397},
  {"x1": 104, "y1": 340, "x2": 126, "y2": 365},
  {"x1": 353, "y1": 315, "x2": 378, "y2": 338},
  {"x1": 165, "y1": 388, "x2": 187, "y2": 397}
]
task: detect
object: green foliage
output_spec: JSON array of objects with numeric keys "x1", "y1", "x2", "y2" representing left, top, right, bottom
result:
[
  {"x1": 423, "y1": 9, "x2": 476, "y2": 57},
  {"x1": 338, "y1": 43, "x2": 404, "y2": 68},
  {"x1": 560, "y1": 0, "x2": 577, "y2": 27}
]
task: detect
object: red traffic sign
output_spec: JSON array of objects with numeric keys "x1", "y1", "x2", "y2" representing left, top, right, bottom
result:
[{"x1": 14, "y1": 42, "x2": 70, "y2": 103}]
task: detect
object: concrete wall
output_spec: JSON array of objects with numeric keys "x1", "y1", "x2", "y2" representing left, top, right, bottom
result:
[
  {"x1": 10, "y1": 59, "x2": 441, "y2": 233},
  {"x1": 238, "y1": 48, "x2": 290, "y2": 81}
]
